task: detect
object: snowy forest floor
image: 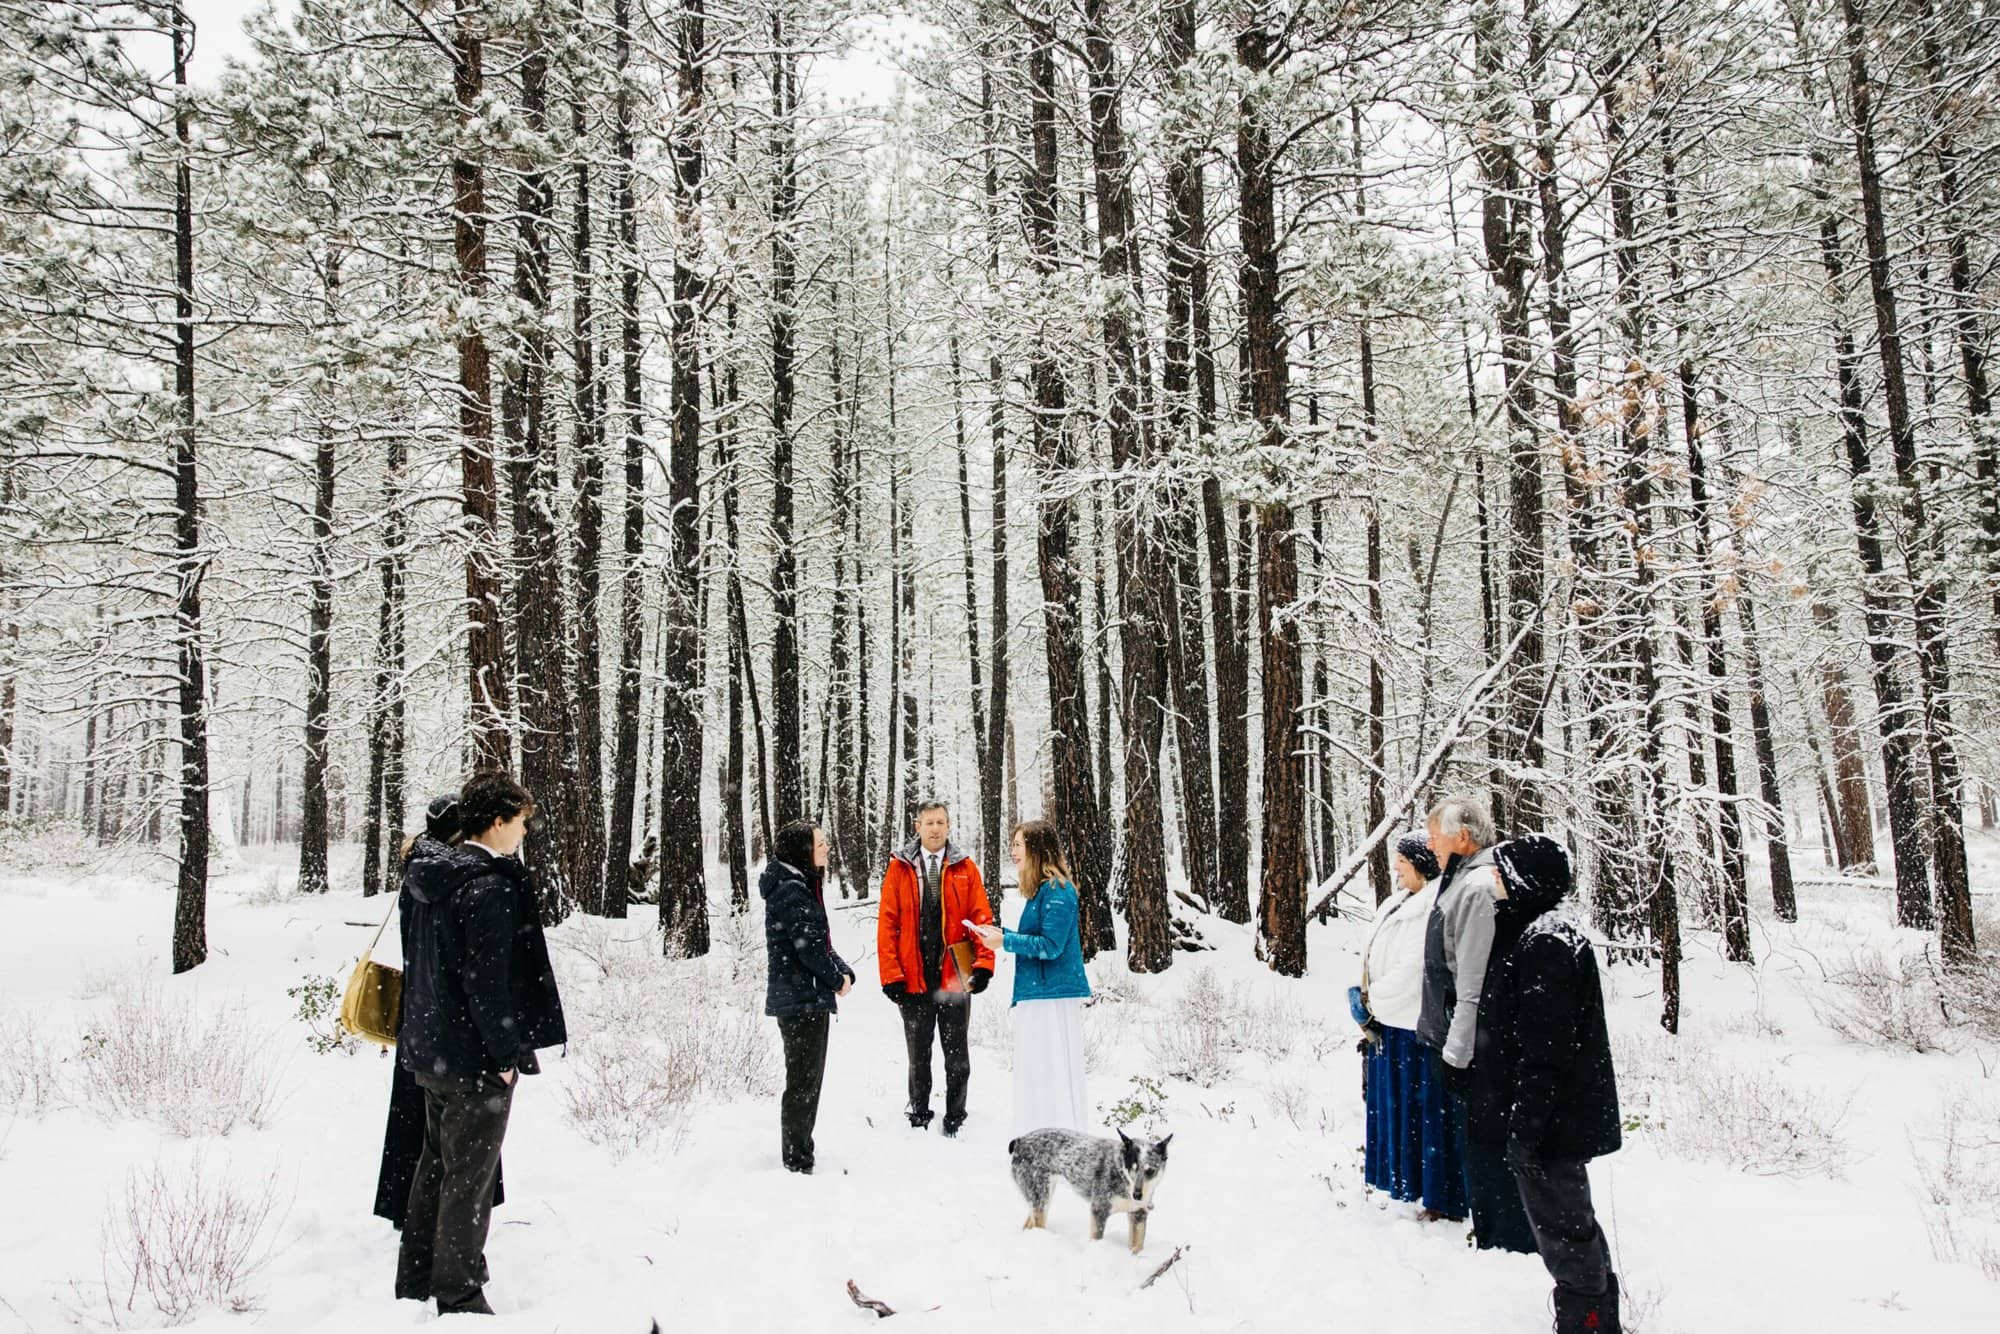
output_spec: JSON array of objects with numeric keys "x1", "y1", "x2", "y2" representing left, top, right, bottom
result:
[{"x1": 2, "y1": 831, "x2": 1998, "y2": 1333}]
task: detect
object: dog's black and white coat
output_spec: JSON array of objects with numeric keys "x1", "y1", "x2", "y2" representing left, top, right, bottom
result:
[{"x1": 1007, "y1": 1128, "x2": 1171, "y2": 1253}]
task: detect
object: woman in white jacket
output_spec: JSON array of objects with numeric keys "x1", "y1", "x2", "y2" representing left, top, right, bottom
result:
[{"x1": 1355, "y1": 833, "x2": 1468, "y2": 1222}]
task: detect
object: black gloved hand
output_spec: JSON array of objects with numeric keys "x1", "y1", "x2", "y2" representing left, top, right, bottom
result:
[
  {"x1": 883, "y1": 983, "x2": 906, "y2": 1004},
  {"x1": 968, "y1": 967, "x2": 992, "y2": 995},
  {"x1": 1439, "y1": 1059, "x2": 1472, "y2": 1097},
  {"x1": 1504, "y1": 1135, "x2": 1540, "y2": 1174}
]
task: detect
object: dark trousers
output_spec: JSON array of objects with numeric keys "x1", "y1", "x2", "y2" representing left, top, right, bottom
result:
[
  {"x1": 394, "y1": 1073, "x2": 514, "y2": 1311},
  {"x1": 1465, "y1": 1135, "x2": 1538, "y2": 1253},
  {"x1": 374, "y1": 1061, "x2": 502, "y2": 1229},
  {"x1": 899, "y1": 992, "x2": 971, "y2": 1127},
  {"x1": 778, "y1": 1014, "x2": 830, "y2": 1172},
  {"x1": 1512, "y1": 1153, "x2": 1616, "y2": 1299}
]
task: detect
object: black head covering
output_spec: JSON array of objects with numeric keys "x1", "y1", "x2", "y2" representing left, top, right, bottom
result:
[
  {"x1": 1493, "y1": 833, "x2": 1572, "y2": 919},
  {"x1": 1393, "y1": 832, "x2": 1441, "y2": 884},
  {"x1": 424, "y1": 794, "x2": 460, "y2": 845}
]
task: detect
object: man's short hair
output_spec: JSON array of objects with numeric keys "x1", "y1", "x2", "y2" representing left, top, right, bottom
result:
[
  {"x1": 916, "y1": 800, "x2": 949, "y2": 820},
  {"x1": 1425, "y1": 793, "x2": 1494, "y2": 848},
  {"x1": 459, "y1": 770, "x2": 535, "y2": 839}
]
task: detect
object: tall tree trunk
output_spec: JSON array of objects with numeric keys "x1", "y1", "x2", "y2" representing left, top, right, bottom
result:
[
  {"x1": 169, "y1": 9, "x2": 208, "y2": 975},
  {"x1": 1238, "y1": 4, "x2": 1307, "y2": 977},
  {"x1": 1841, "y1": 0, "x2": 1973, "y2": 962},
  {"x1": 659, "y1": 0, "x2": 709, "y2": 957},
  {"x1": 1915, "y1": 0, "x2": 2000, "y2": 645},
  {"x1": 1474, "y1": 0, "x2": 1544, "y2": 830},
  {"x1": 1083, "y1": 0, "x2": 1170, "y2": 972},
  {"x1": 363, "y1": 422, "x2": 409, "y2": 898},
  {"x1": 979, "y1": 51, "x2": 1009, "y2": 901},
  {"x1": 298, "y1": 250, "x2": 339, "y2": 896},
  {"x1": 1809, "y1": 598, "x2": 1876, "y2": 870},
  {"x1": 567, "y1": 17, "x2": 609, "y2": 916},
  {"x1": 452, "y1": 0, "x2": 510, "y2": 767},
  {"x1": 1658, "y1": 95, "x2": 1749, "y2": 960},
  {"x1": 605, "y1": 0, "x2": 646, "y2": 897},
  {"x1": 768, "y1": 8, "x2": 803, "y2": 822},
  {"x1": 949, "y1": 325, "x2": 992, "y2": 871},
  {"x1": 1842, "y1": 0, "x2": 1964, "y2": 945},
  {"x1": 1739, "y1": 590, "x2": 1796, "y2": 921},
  {"x1": 1159, "y1": 0, "x2": 1218, "y2": 913},
  {"x1": 1352, "y1": 109, "x2": 1389, "y2": 906},
  {"x1": 1020, "y1": 3, "x2": 1111, "y2": 950},
  {"x1": 507, "y1": 16, "x2": 584, "y2": 924},
  {"x1": 1607, "y1": 87, "x2": 1679, "y2": 1032},
  {"x1": 828, "y1": 290, "x2": 862, "y2": 894}
]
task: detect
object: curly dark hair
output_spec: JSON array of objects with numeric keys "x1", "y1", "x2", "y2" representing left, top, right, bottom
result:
[{"x1": 457, "y1": 770, "x2": 535, "y2": 840}]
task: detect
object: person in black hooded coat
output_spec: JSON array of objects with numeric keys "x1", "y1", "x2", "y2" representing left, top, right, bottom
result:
[
  {"x1": 1470, "y1": 833, "x2": 1623, "y2": 1334},
  {"x1": 762, "y1": 818, "x2": 855, "y2": 1173},
  {"x1": 393, "y1": 772, "x2": 567, "y2": 1315},
  {"x1": 372, "y1": 796, "x2": 504, "y2": 1229}
]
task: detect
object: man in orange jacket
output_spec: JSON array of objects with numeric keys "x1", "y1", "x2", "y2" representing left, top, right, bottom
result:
[{"x1": 878, "y1": 801, "x2": 996, "y2": 1135}]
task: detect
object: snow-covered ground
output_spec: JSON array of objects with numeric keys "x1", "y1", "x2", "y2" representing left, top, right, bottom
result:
[{"x1": 2, "y1": 832, "x2": 1996, "y2": 1333}]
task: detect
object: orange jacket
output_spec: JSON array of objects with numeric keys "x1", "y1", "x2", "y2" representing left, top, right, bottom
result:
[{"x1": 878, "y1": 843, "x2": 996, "y2": 995}]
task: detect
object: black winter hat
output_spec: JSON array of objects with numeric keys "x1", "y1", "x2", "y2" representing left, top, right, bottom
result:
[
  {"x1": 424, "y1": 794, "x2": 460, "y2": 844},
  {"x1": 1394, "y1": 832, "x2": 1441, "y2": 883},
  {"x1": 1493, "y1": 833, "x2": 1572, "y2": 916}
]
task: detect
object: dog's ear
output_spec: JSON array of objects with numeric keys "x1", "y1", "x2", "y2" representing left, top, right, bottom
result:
[
  {"x1": 1120, "y1": 1130, "x2": 1140, "y2": 1169},
  {"x1": 1155, "y1": 1133, "x2": 1173, "y2": 1157}
]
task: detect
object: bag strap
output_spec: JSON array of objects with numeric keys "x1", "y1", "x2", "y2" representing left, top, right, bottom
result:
[{"x1": 361, "y1": 890, "x2": 398, "y2": 958}]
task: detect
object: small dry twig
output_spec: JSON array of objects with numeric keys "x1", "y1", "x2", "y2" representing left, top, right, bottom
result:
[
  {"x1": 846, "y1": 1279, "x2": 895, "y2": 1318},
  {"x1": 1139, "y1": 1245, "x2": 1187, "y2": 1290}
]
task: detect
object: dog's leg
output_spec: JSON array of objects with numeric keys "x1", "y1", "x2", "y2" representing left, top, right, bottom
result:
[
  {"x1": 1128, "y1": 1210, "x2": 1148, "y2": 1254},
  {"x1": 1088, "y1": 1205, "x2": 1109, "y2": 1242},
  {"x1": 1012, "y1": 1159, "x2": 1051, "y2": 1230}
]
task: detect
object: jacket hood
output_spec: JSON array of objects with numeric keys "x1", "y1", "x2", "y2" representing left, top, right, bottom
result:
[
  {"x1": 406, "y1": 840, "x2": 519, "y2": 906},
  {"x1": 760, "y1": 858, "x2": 809, "y2": 901},
  {"x1": 1493, "y1": 834, "x2": 1571, "y2": 923},
  {"x1": 893, "y1": 839, "x2": 967, "y2": 868}
]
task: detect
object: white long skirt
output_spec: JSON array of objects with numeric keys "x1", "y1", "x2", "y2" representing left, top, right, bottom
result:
[{"x1": 1011, "y1": 997, "x2": 1089, "y2": 1138}]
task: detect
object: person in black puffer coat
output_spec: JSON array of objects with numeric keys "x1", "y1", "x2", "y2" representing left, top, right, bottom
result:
[
  {"x1": 1470, "y1": 834, "x2": 1622, "y2": 1334},
  {"x1": 394, "y1": 772, "x2": 567, "y2": 1316},
  {"x1": 373, "y1": 795, "x2": 504, "y2": 1229},
  {"x1": 762, "y1": 818, "x2": 856, "y2": 1174}
]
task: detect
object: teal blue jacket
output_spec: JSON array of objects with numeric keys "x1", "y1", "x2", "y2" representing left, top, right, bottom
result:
[{"x1": 1003, "y1": 879, "x2": 1092, "y2": 1006}]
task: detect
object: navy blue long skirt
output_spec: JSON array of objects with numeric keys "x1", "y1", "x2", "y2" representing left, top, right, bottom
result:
[{"x1": 1362, "y1": 1024, "x2": 1468, "y2": 1218}]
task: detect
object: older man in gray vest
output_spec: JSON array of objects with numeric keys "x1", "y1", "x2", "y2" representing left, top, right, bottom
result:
[{"x1": 1417, "y1": 793, "x2": 1534, "y2": 1253}]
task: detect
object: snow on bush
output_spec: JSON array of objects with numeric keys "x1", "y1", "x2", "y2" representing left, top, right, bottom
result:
[
  {"x1": 75, "y1": 982, "x2": 280, "y2": 1138},
  {"x1": 98, "y1": 1154, "x2": 281, "y2": 1327},
  {"x1": 555, "y1": 916, "x2": 776, "y2": 1159},
  {"x1": 1813, "y1": 944, "x2": 1948, "y2": 1054},
  {"x1": 1911, "y1": 1087, "x2": 2000, "y2": 1283},
  {"x1": 1141, "y1": 967, "x2": 1323, "y2": 1087},
  {"x1": 0, "y1": 1011, "x2": 67, "y2": 1116},
  {"x1": 1613, "y1": 1032, "x2": 1850, "y2": 1178}
]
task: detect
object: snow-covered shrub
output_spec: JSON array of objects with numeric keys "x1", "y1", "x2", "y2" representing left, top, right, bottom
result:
[
  {"x1": 970, "y1": 996, "x2": 1013, "y2": 1070},
  {"x1": 1814, "y1": 946, "x2": 1947, "y2": 1053},
  {"x1": 1612, "y1": 1033, "x2": 1849, "y2": 1178},
  {"x1": 99, "y1": 1154, "x2": 280, "y2": 1327},
  {"x1": 76, "y1": 982, "x2": 280, "y2": 1137},
  {"x1": 1912, "y1": 1088, "x2": 2000, "y2": 1283},
  {"x1": 552, "y1": 915, "x2": 658, "y2": 983},
  {"x1": 1145, "y1": 967, "x2": 1240, "y2": 1086},
  {"x1": 1938, "y1": 952, "x2": 2000, "y2": 1045},
  {"x1": 1264, "y1": 1075, "x2": 1313, "y2": 1129},
  {"x1": 0, "y1": 1012, "x2": 67, "y2": 1116},
  {"x1": 560, "y1": 949, "x2": 776, "y2": 1158}
]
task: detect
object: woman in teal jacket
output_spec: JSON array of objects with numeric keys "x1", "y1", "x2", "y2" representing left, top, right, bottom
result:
[{"x1": 970, "y1": 820, "x2": 1091, "y2": 1135}]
